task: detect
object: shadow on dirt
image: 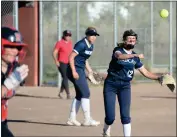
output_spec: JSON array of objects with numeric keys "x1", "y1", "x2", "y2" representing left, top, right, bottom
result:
[
  {"x1": 140, "y1": 95, "x2": 176, "y2": 99},
  {"x1": 7, "y1": 119, "x2": 71, "y2": 127},
  {"x1": 15, "y1": 94, "x2": 73, "y2": 100}
]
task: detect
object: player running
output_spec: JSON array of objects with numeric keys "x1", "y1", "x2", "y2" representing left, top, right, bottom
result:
[{"x1": 1, "y1": 27, "x2": 29, "y2": 137}]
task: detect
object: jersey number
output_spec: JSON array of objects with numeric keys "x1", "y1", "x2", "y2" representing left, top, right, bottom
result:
[{"x1": 127, "y1": 70, "x2": 133, "y2": 78}]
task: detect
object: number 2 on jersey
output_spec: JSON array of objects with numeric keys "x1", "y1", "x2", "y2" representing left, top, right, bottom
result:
[{"x1": 127, "y1": 70, "x2": 133, "y2": 78}]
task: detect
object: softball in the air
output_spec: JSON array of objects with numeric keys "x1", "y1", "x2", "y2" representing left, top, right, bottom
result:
[{"x1": 160, "y1": 9, "x2": 169, "y2": 18}]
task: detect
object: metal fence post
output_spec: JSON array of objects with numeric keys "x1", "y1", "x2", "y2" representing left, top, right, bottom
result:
[
  {"x1": 150, "y1": 1, "x2": 154, "y2": 67},
  {"x1": 169, "y1": 1, "x2": 173, "y2": 75},
  {"x1": 57, "y1": 1, "x2": 62, "y2": 88},
  {"x1": 13, "y1": 1, "x2": 19, "y2": 61},
  {"x1": 13, "y1": 1, "x2": 18, "y2": 29},
  {"x1": 76, "y1": 1, "x2": 80, "y2": 41},
  {"x1": 114, "y1": 1, "x2": 117, "y2": 47},
  {"x1": 39, "y1": 1, "x2": 43, "y2": 86}
]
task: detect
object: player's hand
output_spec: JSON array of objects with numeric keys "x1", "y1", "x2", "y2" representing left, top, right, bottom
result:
[
  {"x1": 4, "y1": 64, "x2": 29, "y2": 90},
  {"x1": 72, "y1": 71, "x2": 79, "y2": 80},
  {"x1": 55, "y1": 61, "x2": 60, "y2": 67},
  {"x1": 138, "y1": 54, "x2": 144, "y2": 59}
]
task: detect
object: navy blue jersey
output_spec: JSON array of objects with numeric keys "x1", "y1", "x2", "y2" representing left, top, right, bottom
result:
[
  {"x1": 107, "y1": 47, "x2": 143, "y2": 82},
  {"x1": 73, "y1": 38, "x2": 94, "y2": 69}
]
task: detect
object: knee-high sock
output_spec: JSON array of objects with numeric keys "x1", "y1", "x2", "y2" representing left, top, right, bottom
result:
[
  {"x1": 123, "y1": 123, "x2": 131, "y2": 137},
  {"x1": 69, "y1": 98, "x2": 81, "y2": 119},
  {"x1": 81, "y1": 98, "x2": 90, "y2": 119}
]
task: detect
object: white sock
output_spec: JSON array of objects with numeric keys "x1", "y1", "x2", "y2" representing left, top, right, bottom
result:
[
  {"x1": 123, "y1": 123, "x2": 131, "y2": 137},
  {"x1": 81, "y1": 98, "x2": 90, "y2": 120},
  {"x1": 69, "y1": 98, "x2": 81, "y2": 119},
  {"x1": 104, "y1": 123, "x2": 111, "y2": 135}
]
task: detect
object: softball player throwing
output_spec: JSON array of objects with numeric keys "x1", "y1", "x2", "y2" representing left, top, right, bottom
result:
[
  {"x1": 1, "y1": 27, "x2": 29, "y2": 137},
  {"x1": 66, "y1": 27, "x2": 100, "y2": 126},
  {"x1": 102, "y1": 29, "x2": 164, "y2": 137}
]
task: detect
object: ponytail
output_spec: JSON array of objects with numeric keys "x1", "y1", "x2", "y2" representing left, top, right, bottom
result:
[{"x1": 117, "y1": 43, "x2": 124, "y2": 48}]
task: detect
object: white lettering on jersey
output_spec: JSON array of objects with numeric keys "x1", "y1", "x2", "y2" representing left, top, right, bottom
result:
[
  {"x1": 85, "y1": 50, "x2": 92, "y2": 55},
  {"x1": 122, "y1": 59, "x2": 136, "y2": 64},
  {"x1": 127, "y1": 70, "x2": 134, "y2": 78}
]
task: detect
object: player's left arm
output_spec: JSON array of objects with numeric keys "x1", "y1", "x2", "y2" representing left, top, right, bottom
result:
[
  {"x1": 85, "y1": 60, "x2": 93, "y2": 74},
  {"x1": 86, "y1": 60, "x2": 100, "y2": 84},
  {"x1": 138, "y1": 66, "x2": 161, "y2": 80},
  {"x1": 134, "y1": 56, "x2": 161, "y2": 80}
]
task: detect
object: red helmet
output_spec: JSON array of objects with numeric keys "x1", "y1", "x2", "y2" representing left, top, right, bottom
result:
[{"x1": 1, "y1": 27, "x2": 28, "y2": 62}]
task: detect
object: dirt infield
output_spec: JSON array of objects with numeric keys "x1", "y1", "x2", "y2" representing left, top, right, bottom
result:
[{"x1": 7, "y1": 83, "x2": 176, "y2": 136}]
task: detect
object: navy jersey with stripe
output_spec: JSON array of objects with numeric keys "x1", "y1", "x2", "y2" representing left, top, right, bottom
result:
[
  {"x1": 73, "y1": 38, "x2": 94, "y2": 69},
  {"x1": 107, "y1": 47, "x2": 143, "y2": 82}
]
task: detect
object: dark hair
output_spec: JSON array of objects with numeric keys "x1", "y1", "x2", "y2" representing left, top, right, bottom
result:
[
  {"x1": 62, "y1": 36, "x2": 65, "y2": 40},
  {"x1": 122, "y1": 29, "x2": 138, "y2": 41},
  {"x1": 62, "y1": 30, "x2": 72, "y2": 40},
  {"x1": 117, "y1": 43, "x2": 124, "y2": 48},
  {"x1": 117, "y1": 29, "x2": 138, "y2": 48}
]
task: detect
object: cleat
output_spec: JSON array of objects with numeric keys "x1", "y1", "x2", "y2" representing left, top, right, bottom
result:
[
  {"x1": 66, "y1": 118, "x2": 81, "y2": 126},
  {"x1": 102, "y1": 125, "x2": 111, "y2": 137},
  {"x1": 82, "y1": 117, "x2": 100, "y2": 126}
]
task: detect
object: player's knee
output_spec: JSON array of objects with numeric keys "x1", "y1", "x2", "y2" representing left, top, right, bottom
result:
[
  {"x1": 121, "y1": 117, "x2": 131, "y2": 124},
  {"x1": 105, "y1": 118, "x2": 115, "y2": 125},
  {"x1": 63, "y1": 79, "x2": 68, "y2": 86}
]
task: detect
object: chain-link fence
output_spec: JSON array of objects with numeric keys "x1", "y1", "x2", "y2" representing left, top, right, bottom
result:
[
  {"x1": 39, "y1": 1, "x2": 176, "y2": 86},
  {"x1": 1, "y1": 1, "x2": 18, "y2": 28}
]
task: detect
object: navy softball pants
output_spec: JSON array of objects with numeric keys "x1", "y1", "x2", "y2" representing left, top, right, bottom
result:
[
  {"x1": 67, "y1": 66, "x2": 90, "y2": 101},
  {"x1": 103, "y1": 75, "x2": 131, "y2": 125}
]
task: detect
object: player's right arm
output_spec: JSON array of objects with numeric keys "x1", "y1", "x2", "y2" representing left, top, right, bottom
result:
[
  {"x1": 115, "y1": 50, "x2": 144, "y2": 60},
  {"x1": 69, "y1": 42, "x2": 85, "y2": 80},
  {"x1": 53, "y1": 41, "x2": 60, "y2": 67},
  {"x1": 1, "y1": 65, "x2": 29, "y2": 99},
  {"x1": 69, "y1": 51, "x2": 79, "y2": 80},
  {"x1": 1, "y1": 71, "x2": 13, "y2": 99},
  {"x1": 113, "y1": 47, "x2": 144, "y2": 60}
]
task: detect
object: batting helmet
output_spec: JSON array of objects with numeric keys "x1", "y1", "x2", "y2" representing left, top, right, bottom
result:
[
  {"x1": 1, "y1": 27, "x2": 28, "y2": 62},
  {"x1": 123, "y1": 29, "x2": 138, "y2": 41}
]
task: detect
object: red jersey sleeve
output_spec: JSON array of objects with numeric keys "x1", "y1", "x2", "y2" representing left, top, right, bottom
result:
[{"x1": 54, "y1": 41, "x2": 61, "y2": 50}]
